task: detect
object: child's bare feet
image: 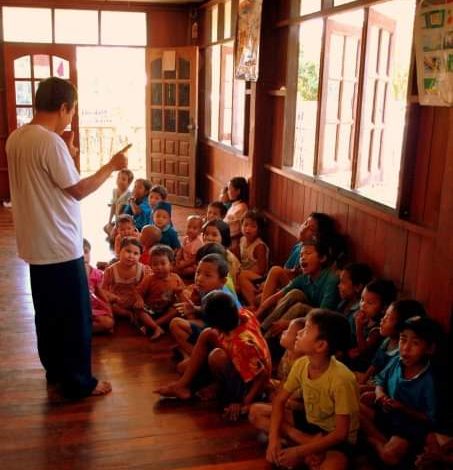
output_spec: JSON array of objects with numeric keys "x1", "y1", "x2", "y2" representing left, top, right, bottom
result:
[
  {"x1": 150, "y1": 326, "x2": 165, "y2": 341},
  {"x1": 176, "y1": 358, "x2": 189, "y2": 375},
  {"x1": 154, "y1": 382, "x2": 191, "y2": 400},
  {"x1": 195, "y1": 383, "x2": 219, "y2": 401},
  {"x1": 91, "y1": 380, "x2": 112, "y2": 396}
]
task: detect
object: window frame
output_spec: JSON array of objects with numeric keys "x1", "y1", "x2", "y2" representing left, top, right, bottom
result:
[
  {"x1": 284, "y1": 0, "x2": 416, "y2": 213},
  {"x1": 202, "y1": 0, "x2": 250, "y2": 155}
]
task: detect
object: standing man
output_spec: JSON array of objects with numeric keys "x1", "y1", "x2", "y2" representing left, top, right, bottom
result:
[{"x1": 6, "y1": 77, "x2": 129, "y2": 399}]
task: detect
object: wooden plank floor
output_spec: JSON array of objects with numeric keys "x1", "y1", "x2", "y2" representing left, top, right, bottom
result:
[{"x1": 0, "y1": 205, "x2": 272, "y2": 470}]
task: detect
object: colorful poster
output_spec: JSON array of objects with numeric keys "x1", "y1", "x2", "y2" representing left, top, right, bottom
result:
[
  {"x1": 415, "y1": 0, "x2": 453, "y2": 106},
  {"x1": 234, "y1": 0, "x2": 263, "y2": 81}
]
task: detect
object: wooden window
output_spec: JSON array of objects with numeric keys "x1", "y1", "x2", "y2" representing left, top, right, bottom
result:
[
  {"x1": 204, "y1": 1, "x2": 247, "y2": 152},
  {"x1": 288, "y1": 0, "x2": 416, "y2": 209},
  {"x1": 2, "y1": 7, "x2": 147, "y2": 47}
]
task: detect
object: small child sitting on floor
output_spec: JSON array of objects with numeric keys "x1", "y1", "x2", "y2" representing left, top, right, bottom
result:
[
  {"x1": 124, "y1": 178, "x2": 151, "y2": 232},
  {"x1": 83, "y1": 239, "x2": 114, "y2": 334},
  {"x1": 153, "y1": 201, "x2": 180, "y2": 250},
  {"x1": 155, "y1": 290, "x2": 271, "y2": 421},
  {"x1": 113, "y1": 214, "x2": 139, "y2": 258},
  {"x1": 102, "y1": 237, "x2": 150, "y2": 318},
  {"x1": 205, "y1": 201, "x2": 227, "y2": 222},
  {"x1": 139, "y1": 224, "x2": 161, "y2": 266},
  {"x1": 237, "y1": 209, "x2": 269, "y2": 308},
  {"x1": 135, "y1": 244, "x2": 185, "y2": 338},
  {"x1": 175, "y1": 215, "x2": 204, "y2": 278},
  {"x1": 360, "y1": 316, "x2": 439, "y2": 467},
  {"x1": 103, "y1": 168, "x2": 134, "y2": 243},
  {"x1": 250, "y1": 309, "x2": 358, "y2": 470}
]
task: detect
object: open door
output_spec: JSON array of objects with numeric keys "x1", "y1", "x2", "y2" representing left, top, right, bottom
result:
[
  {"x1": 147, "y1": 47, "x2": 198, "y2": 207},
  {"x1": 3, "y1": 44, "x2": 79, "y2": 168}
]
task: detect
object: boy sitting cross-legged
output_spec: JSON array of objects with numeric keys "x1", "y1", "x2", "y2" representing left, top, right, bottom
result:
[
  {"x1": 250, "y1": 309, "x2": 359, "y2": 470},
  {"x1": 155, "y1": 291, "x2": 271, "y2": 421}
]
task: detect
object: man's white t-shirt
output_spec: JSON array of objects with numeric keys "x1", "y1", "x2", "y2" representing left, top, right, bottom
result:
[{"x1": 6, "y1": 124, "x2": 83, "y2": 265}]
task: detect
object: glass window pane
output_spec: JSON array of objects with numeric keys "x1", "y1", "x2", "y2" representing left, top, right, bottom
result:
[
  {"x1": 101, "y1": 11, "x2": 146, "y2": 46},
  {"x1": 55, "y1": 9, "x2": 98, "y2": 44},
  {"x1": 33, "y1": 55, "x2": 50, "y2": 79},
  {"x1": 14, "y1": 56, "x2": 31, "y2": 79},
  {"x1": 300, "y1": 1, "x2": 321, "y2": 15},
  {"x1": 356, "y1": 0, "x2": 416, "y2": 208},
  {"x1": 224, "y1": 0, "x2": 232, "y2": 38},
  {"x1": 52, "y1": 57, "x2": 70, "y2": 79},
  {"x1": 164, "y1": 70, "x2": 176, "y2": 79},
  {"x1": 293, "y1": 19, "x2": 323, "y2": 175},
  {"x1": 2, "y1": 7, "x2": 52, "y2": 43},
  {"x1": 15, "y1": 81, "x2": 32, "y2": 105},
  {"x1": 17, "y1": 107, "x2": 33, "y2": 127},
  {"x1": 152, "y1": 109, "x2": 162, "y2": 131},
  {"x1": 152, "y1": 84, "x2": 162, "y2": 105},
  {"x1": 178, "y1": 83, "x2": 190, "y2": 106},
  {"x1": 211, "y1": 5, "x2": 218, "y2": 42},
  {"x1": 165, "y1": 83, "x2": 176, "y2": 106},
  {"x1": 164, "y1": 109, "x2": 176, "y2": 132},
  {"x1": 178, "y1": 110, "x2": 189, "y2": 133}
]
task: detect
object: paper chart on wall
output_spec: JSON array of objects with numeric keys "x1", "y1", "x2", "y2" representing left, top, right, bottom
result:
[{"x1": 414, "y1": 0, "x2": 453, "y2": 106}]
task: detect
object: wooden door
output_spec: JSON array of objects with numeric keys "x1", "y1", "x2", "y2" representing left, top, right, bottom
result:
[
  {"x1": 3, "y1": 44, "x2": 79, "y2": 168},
  {"x1": 147, "y1": 47, "x2": 198, "y2": 207}
]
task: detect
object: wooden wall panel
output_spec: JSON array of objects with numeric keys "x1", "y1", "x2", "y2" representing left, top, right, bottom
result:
[{"x1": 149, "y1": 9, "x2": 190, "y2": 48}]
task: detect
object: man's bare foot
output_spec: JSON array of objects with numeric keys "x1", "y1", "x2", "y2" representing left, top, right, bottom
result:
[
  {"x1": 91, "y1": 380, "x2": 112, "y2": 396},
  {"x1": 150, "y1": 326, "x2": 165, "y2": 341},
  {"x1": 154, "y1": 382, "x2": 191, "y2": 400},
  {"x1": 195, "y1": 383, "x2": 219, "y2": 401}
]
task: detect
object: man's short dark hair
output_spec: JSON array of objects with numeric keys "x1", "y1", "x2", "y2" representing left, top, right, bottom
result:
[{"x1": 35, "y1": 77, "x2": 77, "y2": 112}]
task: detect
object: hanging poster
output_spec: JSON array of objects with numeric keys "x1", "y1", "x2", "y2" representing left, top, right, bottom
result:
[
  {"x1": 234, "y1": 0, "x2": 263, "y2": 81},
  {"x1": 414, "y1": 0, "x2": 453, "y2": 106}
]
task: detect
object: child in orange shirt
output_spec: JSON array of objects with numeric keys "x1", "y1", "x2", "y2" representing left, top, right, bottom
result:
[{"x1": 135, "y1": 244, "x2": 185, "y2": 338}]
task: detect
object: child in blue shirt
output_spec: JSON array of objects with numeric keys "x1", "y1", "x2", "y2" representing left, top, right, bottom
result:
[
  {"x1": 124, "y1": 178, "x2": 151, "y2": 231},
  {"x1": 257, "y1": 237, "x2": 339, "y2": 338},
  {"x1": 148, "y1": 184, "x2": 168, "y2": 225},
  {"x1": 357, "y1": 299, "x2": 426, "y2": 387},
  {"x1": 152, "y1": 200, "x2": 180, "y2": 250},
  {"x1": 347, "y1": 279, "x2": 397, "y2": 372},
  {"x1": 360, "y1": 316, "x2": 440, "y2": 467}
]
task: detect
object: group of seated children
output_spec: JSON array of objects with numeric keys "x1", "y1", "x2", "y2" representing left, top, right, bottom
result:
[{"x1": 84, "y1": 169, "x2": 450, "y2": 470}]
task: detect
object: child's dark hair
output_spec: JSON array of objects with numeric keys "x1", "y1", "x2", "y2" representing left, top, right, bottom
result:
[
  {"x1": 202, "y1": 219, "x2": 231, "y2": 248},
  {"x1": 120, "y1": 236, "x2": 143, "y2": 254},
  {"x1": 391, "y1": 299, "x2": 427, "y2": 332},
  {"x1": 309, "y1": 212, "x2": 336, "y2": 237},
  {"x1": 343, "y1": 263, "x2": 373, "y2": 287},
  {"x1": 150, "y1": 243, "x2": 174, "y2": 262},
  {"x1": 208, "y1": 200, "x2": 227, "y2": 218},
  {"x1": 203, "y1": 290, "x2": 239, "y2": 332},
  {"x1": 83, "y1": 238, "x2": 91, "y2": 251},
  {"x1": 242, "y1": 209, "x2": 267, "y2": 238},
  {"x1": 119, "y1": 168, "x2": 134, "y2": 184},
  {"x1": 365, "y1": 279, "x2": 397, "y2": 308},
  {"x1": 150, "y1": 184, "x2": 168, "y2": 200},
  {"x1": 302, "y1": 237, "x2": 333, "y2": 268},
  {"x1": 196, "y1": 242, "x2": 227, "y2": 263},
  {"x1": 35, "y1": 77, "x2": 77, "y2": 112},
  {"x1": 187, "y1": 214, "x2": 203, "y2": 227},
  {"x1": 117, "y1": 213, "x2": 134, "y2": 225},
  {"x1": 198, "y1": 253, "x2": 229, "y2": 278},
  {"x1": 401, "y1": 316, "x2": 441, "y2": 346},
  {"x1": 308, "y1": 309, "x2": 351, "y2": 355},
  {"x1": 135, "y1": 178, "x2": 151, "y2": 196},
  {"x1": 229, "y1": 176, "x2": 249, "y2": 202}
]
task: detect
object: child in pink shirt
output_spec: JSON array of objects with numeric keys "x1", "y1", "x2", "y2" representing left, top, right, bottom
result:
[{"x1": 175, "y1": 215, "x2": 204, "y2": 278}]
